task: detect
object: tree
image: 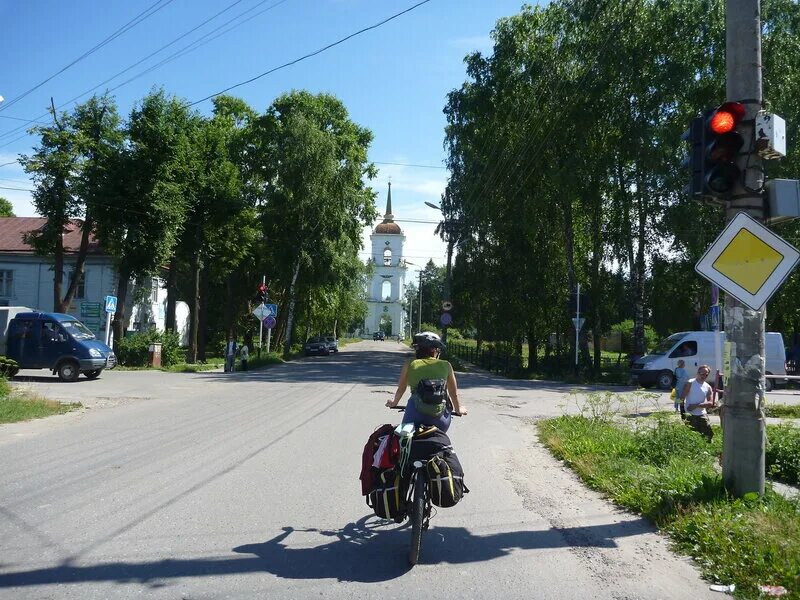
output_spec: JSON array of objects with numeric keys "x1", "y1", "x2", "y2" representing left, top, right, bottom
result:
[
  {"x1": 0, "y1": 197, "x2": 14, "y2": 217},
  {"x1": 246, "y1": 91, "x2": 377, "y2": 358}
]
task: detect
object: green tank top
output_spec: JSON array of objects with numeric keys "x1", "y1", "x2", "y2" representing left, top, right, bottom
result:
[{"x1": 407, "y1": 358, "x2": 450, "y2": 389}]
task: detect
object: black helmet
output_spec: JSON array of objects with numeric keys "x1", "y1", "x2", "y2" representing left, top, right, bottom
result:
[{"x1": 412, "y1": 331, "x2": 445, "y2": 350}]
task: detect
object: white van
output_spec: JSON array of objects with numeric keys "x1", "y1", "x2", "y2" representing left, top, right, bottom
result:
[{"x1": 630, "y1": 331, "x2": 787, "y2": 391}]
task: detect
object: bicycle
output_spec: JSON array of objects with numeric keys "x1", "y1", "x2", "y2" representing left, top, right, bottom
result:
[{"x1": 391, "y1": 405, "x2": 461, "y2": 566}]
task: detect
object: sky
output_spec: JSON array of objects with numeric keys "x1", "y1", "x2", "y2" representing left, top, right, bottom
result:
[{"x1": 0, "y1": 0, "x2": 528, "y2": 278}]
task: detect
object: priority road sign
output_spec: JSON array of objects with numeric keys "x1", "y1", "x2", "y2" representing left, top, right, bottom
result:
[
  {"x1": 695, "y1": 212, "x2": 800, "y2": 310},
  {"x1": 252, "y1": 304, "x2": 268, "y2": 321},
  {"x1": 104, "y1": 295, "x2": 117, "y2": 314}
]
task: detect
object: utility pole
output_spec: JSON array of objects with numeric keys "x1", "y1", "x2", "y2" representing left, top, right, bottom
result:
[
  {"x1": 442, "y1": 235, "x2": 454, "y2": 345},
  {"x1": 418, "y1": 270, "x2": 423, "y2": 332},
  {"x1": 723, "y1": 0, "x2": 766, "y2": 496}
]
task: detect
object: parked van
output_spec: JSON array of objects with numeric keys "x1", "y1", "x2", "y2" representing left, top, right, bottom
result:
[
  {"x1": 630, "y1": 330, "x2": 787, "y2": 392},
  {"x1": 0, "y1": 307, "x2": 116, "y2": 381}
]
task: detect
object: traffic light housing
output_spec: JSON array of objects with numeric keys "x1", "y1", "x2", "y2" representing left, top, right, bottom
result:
[
  {"x1": 682, "y1": 102, "x2": 746, "y2": 201},
  {"x1": 255, "y1": 283, "x2": 267, "y2": 304},
  {"x1": 682, "y1": 115, "x2": 706, "y2": 198},
  {"x1": 705, "y1": 102, "x2": 746, "y2": 198}
]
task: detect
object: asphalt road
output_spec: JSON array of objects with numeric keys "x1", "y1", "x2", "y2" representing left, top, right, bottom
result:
[{"x1": 0, "y1": 341, "x2": 734, "y2": 599}]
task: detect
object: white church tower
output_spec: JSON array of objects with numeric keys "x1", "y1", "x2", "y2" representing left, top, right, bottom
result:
[{"x1": 365, "y1": 182, "x2": 407, "y2": 337}]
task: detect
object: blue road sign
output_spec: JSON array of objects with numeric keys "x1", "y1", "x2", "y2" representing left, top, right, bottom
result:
[
  {"x1": 710, "y1": 305, "x2": 721, "y2": 330},
  {"x1": 104, "y1": 295, "x2": 118, "y2": 314},
  {"x1": 263, "y1": 315, "x2": 277, "y2": 329},
  {"x1": 440, "y1": 312, "x2": 452, "y2": 326},
  {"x1": 265, "y1": 303, "x2": 278, "y2": 317}
]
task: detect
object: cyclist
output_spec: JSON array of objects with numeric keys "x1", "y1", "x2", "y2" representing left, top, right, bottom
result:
[{"x1": 386, "y1": 331, "x2": 467, "y2": 431}]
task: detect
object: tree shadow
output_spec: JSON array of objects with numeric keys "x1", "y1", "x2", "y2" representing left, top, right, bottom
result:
[{"x1": 0, "y1": 514, "x2": 654, "y2": 588}]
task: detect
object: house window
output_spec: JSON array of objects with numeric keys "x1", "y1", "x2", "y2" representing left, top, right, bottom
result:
[
  {"x1": 68, "y1": 270, "x2": 86, "y2": 300},
  {"x1": 0, "y1": 270, "x2": 13, "y2": 297},
  {"x1": 151, "y1": 278, "x2": 159, "y2": 303}
]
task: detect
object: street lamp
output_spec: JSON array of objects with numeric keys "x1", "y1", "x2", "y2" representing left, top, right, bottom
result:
[
  {"x1": 425, "y1": 202, "x2": 456, "y2": 345},
  {"x1": 403, "y1": 260, "x2": 423, "y2": 337}
]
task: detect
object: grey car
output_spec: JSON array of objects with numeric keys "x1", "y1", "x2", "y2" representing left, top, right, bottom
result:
[
  {"x1": 303, "y1": 336, "x2": 330, "y2": 356},
  {"x1": 324, "y1": 335, "x2": 339, "y2": 353}
]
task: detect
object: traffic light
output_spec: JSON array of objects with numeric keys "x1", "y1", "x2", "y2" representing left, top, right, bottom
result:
[
  {"x1": 255, "y1": 283, "x2": 267, "y2": 304},
  {"x1": 704, "y1": 102, "x2": 746, "y2": 198},
  {"x1": 682, "y1": 102, "x2": 747, "y2": 201}
]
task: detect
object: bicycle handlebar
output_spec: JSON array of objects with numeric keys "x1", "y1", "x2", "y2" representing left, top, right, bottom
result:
[{"x1": 390, "y1": 405, "x2": 463, "y2": 417}]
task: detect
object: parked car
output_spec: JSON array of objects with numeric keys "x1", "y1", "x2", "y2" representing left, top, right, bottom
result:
[
  {"x1": 373, "y1": 331, "x2": 385, "y2": 341},
  {"x1": 324, "y1": 335, "x2": 339, "y2": 353},
  {"x1": 0, "y1": 307, "x2": 116, "y2": 381},
  {"x1": 304, "y1": 336, "x2": 331, "y2": 356}
]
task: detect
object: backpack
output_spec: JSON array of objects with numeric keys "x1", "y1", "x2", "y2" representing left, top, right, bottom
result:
[
  {"x1": 367, "y1": 467, "x2": 407, "y2": 522},
  {"x1": 360, "y1": 424, "x2": 395, "y2": 496},
  {"x1": 426, "y1": 449, "x2": 469, "y2": 508},
  {"x1": 413, "y1": 378, "x2": 448, "y2": 417}
]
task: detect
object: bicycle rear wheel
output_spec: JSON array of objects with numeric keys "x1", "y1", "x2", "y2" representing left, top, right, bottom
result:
[{"x1": 408, "y1": 476, "x2": 425, "y2": 565}]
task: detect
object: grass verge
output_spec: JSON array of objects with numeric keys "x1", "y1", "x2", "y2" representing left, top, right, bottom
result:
[
  {"x1": 0, "y1": 379, "x2": 81, "y2": 424},
  {"x1": 764, "y1": 403, "x2": 800, "y2": 419},
  {"x1": 538, "y1": 414, "x2": 800, "y2": 598}
]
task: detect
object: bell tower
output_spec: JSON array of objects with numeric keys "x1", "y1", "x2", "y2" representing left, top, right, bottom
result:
[{"x1": 365, "y1": 182, "x2": 407, "y2": 337}]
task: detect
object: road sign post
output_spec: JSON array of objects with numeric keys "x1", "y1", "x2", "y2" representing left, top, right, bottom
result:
[{"x1": 104, "y1": 295, "x2": 117, "y2": 348}]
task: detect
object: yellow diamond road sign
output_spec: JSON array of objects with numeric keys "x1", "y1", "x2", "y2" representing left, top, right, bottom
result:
[{"x1": 696, "y1": 212, "x2": 800, "y2": 310}]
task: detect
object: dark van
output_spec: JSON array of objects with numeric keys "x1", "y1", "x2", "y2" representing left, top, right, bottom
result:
[{"x1": 0, "y1": 308, "x2": 116, "y2": 381}]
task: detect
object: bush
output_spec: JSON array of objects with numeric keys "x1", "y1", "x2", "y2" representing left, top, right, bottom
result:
[
  {"x1": 766, "y1": 424, "x2": 800, "y2": 485},
  {"x1": 0, "y1": 356, "x2": 20, "y2": 378},
  {"x1": 610, "y1": 319, "x2": 659, "y2": 353},
  {"x1": 116, "y1": 330, "x2": 184, "y2": 367}
]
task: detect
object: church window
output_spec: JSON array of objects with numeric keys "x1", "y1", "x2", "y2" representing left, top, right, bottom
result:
[
  {"x1": 381, "y1": 280, "x2": 392, "y2": 300},
  {"x1": 383, "y1": 248, "x2": 392, "y2": 266}
]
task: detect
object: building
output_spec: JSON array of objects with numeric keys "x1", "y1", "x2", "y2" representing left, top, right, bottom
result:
[
  {"x1": 364, "y1": 183, "x2": 408, "y2": 337},
  {"x1": 0, "y1": 217, "x2": 188, "y2": 343}
]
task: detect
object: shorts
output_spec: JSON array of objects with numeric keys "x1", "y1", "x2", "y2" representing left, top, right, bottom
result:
[{"x1": 402, "y1": 398, "x2": 452, "y2": 432}]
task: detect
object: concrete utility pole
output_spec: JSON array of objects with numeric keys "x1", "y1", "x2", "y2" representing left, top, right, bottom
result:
[
  {"x1": 442, "y1": 236, "x2": 454, "y2": 345},
  {"x1": 723, "y1": 0, "x2": 766, "y2": 496}
]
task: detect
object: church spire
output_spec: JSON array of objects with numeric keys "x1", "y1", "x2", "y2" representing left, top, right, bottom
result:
[{"x1": 384, "y1": 181, "x2": 393, "y2": 221}]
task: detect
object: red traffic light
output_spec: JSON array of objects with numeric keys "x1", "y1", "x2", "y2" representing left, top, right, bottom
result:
[
  {"x1": 709, "y1": 102, "x2": 745, "y2": 134},
  {"x1": 258, "y1": 283, "x2": 266, "y2": 294}
]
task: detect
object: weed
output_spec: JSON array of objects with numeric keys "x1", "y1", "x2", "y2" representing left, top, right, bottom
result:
[
  {"x1": 0, "y1": 382, "x2": 81, "y2": 424},
  {"x1": 764, "y1": 404, "x2": 800, "y2": 419}
]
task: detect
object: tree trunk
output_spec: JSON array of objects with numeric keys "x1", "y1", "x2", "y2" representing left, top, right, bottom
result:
[
  {"x1": 282, "y1": 258, "x2": 302, "y2": 358},
  {"x1": 198, "y1": 264, "x2": 210, "y2": 361},
  {"x1": 112, "y1": 265, "x2": 130, "y2": 347},
  {"x1": 188, "y1": 253, "x2": 200, "y2": 364},
  {"x1": 633, "y1": 181, "x2": 647, "y2": 357},
  {"x1": 224, "y1": 274, "x2": 234, "y2": 341},
  {"x1": 563, "y1": 195, "x2": 577, "y2": 366},
  {"x1": 59, "y1": 217, "x2": 93, "y2": 312},
  {"x1": 53, "y1": 229, "x2": 64, "y2": 313},
  {"x1": 165, "y1": 255, "x2": 178, "y2": 332}
]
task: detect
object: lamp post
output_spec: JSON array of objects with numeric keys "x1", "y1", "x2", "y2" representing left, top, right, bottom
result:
[
  {"x1": 425, "y1": 201, "x2": 456, "y2": 345},
  {"x1": 403, "y1": 260, "x2": 423, "y2": 337}
]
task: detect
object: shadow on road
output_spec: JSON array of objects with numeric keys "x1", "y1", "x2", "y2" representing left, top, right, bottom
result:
[{"x1": 0, "y1": 515, "x2": 653, "y2": 587}]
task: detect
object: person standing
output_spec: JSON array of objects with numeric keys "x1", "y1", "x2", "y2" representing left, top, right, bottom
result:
[
  {"x1": 674, "y1": 359, "x2": 689, "y2": 416},
  {"x1": 240, "y1": 343, "x2": 249, "y2": 371},
  {"x1": 225, "y1": 337, "x2": 237, "y2": 373},
  {"x1": 680, "y1": 364, "x2": 715, "y2": 441}
]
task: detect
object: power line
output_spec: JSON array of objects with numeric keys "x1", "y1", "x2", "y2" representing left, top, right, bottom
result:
[
  {"x1": 0, "y1": 115, "x2": 47, "y2": 125},
  {"x1": 0, "y1": 0, "x2": 285, "y2": 144},
  {"x1": 0, "y1": 0, "x2": 176, "y2": 114},
  {"x1": 188, "y1": 0, "x2": 433, "y2": 106}
]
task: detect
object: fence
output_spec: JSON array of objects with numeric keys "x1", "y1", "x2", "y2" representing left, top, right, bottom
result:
[{"x1": 446, "y1": 340, "x2": 631, "y2": 380}]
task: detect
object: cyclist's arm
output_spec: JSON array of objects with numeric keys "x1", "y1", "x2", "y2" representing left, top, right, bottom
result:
[
  {"x1": 447, "y1": 363, "x2": 467, "y2": 415},
  {"x1": 387, "y1": 360, "x2": 410, "y2": 407}
]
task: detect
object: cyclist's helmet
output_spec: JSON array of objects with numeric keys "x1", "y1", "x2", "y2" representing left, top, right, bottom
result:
[{"x1": 412, "y1": 331, "x2": 445, "y2": 350}]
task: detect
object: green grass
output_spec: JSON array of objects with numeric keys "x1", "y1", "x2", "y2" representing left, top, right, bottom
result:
[
  {"x1": 538, "y1": 415, "x2": 800, "y2": 598},
  {"x1": 0, "y1": 379, "x2": 81, "y2": 424},
  {"x1": 764, "y1": 404, "x2": 800, "y2": 419}
]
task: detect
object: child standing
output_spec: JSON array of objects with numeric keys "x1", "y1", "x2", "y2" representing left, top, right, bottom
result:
[{"x1": 674, "y1": 359, "x2": 689, "y2": 415}]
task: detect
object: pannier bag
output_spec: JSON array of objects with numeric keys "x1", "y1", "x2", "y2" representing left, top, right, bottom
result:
[
  {"x1": 367, "y1": 467, "x2": 407, "y2": 522},
  {"x1": 410, "y1": 425, "x2": 453, "y2": 462},
  {"x1": 360, "y1": 424, "x2": 395, "y2": 496},
  {"x1": 414, "y1": 378, "x2": 448, "y2": 417},
  {"x1": 426, "y1": 449, "x2": 469, "y2": 508}
]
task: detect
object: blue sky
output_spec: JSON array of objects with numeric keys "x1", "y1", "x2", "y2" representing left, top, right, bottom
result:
[{"x1": 0, "y1": 0, "x2": 528, "y2": 274}]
